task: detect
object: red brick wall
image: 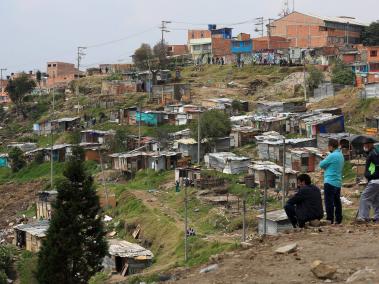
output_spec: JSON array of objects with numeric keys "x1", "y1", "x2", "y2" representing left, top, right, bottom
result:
[
  {"x1": 168, "y1": 45, "x2": 189, "y2": 56},
  {"x1": 253, "y1": 36, "x2": 290, "y2": 51},
  {"x1": 188, "y1": 30, "x2": 212, "y2": 41},
  {"x1": 47, "y1": 62, "x2": 76, "y2": 79},
  {"x1": 212, "y1": 38, "x2": 232, "y2": 57}
]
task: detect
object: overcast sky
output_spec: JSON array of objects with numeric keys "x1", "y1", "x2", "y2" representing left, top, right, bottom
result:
[{"x1": 0, "y1": 0, "x2": 377, "y2": 75}]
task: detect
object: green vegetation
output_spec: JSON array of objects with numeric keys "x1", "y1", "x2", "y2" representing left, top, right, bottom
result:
[
  {"x1": 361, "y1": 21, "x2": 379, "y2": 46},
  {"x1": 343, "y1": 161, "x2": 357, "y2": 183},
  {"x1": 17, "y1": 251, "x2": 38, "y2": 284},
  {"x1": 331, "y1": 61, "x2": 355, "y2": 86},
  {"x1": 37, "y1": 147, "x2": 107, "y2": 283},
  {"x1": 89, "y1": 272, "x2": 110, "y2": 284},
  {"x1": 306, "y1": 65, "x2": 324, "y2": 93},
  {"x1": 0, "y1": 245, "x2": 14, "y2": 284},
  {"x1": 8, "y1": 147, "x2": 26, "y2": 173}
]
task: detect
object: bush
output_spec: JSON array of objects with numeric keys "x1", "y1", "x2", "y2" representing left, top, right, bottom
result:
[
  {"x1": 331, "y1": 61, "x2": 355, "y2": 86},
  {"x1": 8, "y1": 147, "x2": 26, "y2": 173},
  {"x1": 307, "y1": 65, "x2": 324, "y2": 92}
]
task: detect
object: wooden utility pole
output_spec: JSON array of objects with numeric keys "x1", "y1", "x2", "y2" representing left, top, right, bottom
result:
[
  {"x1": 76, "y1": 46, "x2": 87, "y2": 115},
  {"x1": 160, "y1": 20, "x2": 171, "y2": 44},
  {"x1": 50, "y1": 88, "x2": 55, "y2": 191}
]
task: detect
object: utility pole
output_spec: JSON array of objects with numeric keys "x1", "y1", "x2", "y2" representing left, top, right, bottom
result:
[
  {"x1": 0, "y1": 68, "x2": 7, "y2": 94},
  {"x1": 76, "y1": 46, "x2": 87, "y2": 115},
  {"x1": 303, "y1": 61, "x2": 308, "y2": 101},
  {"x1": 50, "y1": 88, "x2": 55, "y2": 191},
  {"x1": 160, "y1": 20, "x2": 171, "y2": 44},
  {"x1": 267, "y1": 19, "x2": 276, "y2": 49},
  {"x1": 138, "y1": 102, "x2": 142, "y2": 148},
  {"x1": 197, "y1": 111, "x2": 201, "y2": 164},
  {"x1": 98, "y1": 149, "x2": 109, "y2": 207},
  {"x1": 282, "y1": 138, "x2": 286, "y2": 207},
  {"x1": 254, "y1": 17, "x2": 264, "y2": 38},
  {"x1": 184, "y1": 179, "x2": 188, "y2": 262},
  {"x1": 263, "y1": 170, "x2": 268, "y2": 236},
  {"x1": 242, "y1": 196, "x2": 246, "y2": 242}
]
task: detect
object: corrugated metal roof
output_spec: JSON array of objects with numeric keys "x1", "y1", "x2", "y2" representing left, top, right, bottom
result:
[
  {"x1": 108, "y1": 239, "x2": 154, "y2": 259},
  {"x1": 14, "y1": 220, "x2": 49, "y2": 238},
  {"x1": 257, "y1": 209, "x2": 288, "y2": 222}
]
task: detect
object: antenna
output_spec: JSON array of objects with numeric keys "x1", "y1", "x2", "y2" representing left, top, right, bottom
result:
[{"x1": 279, "y1": 0, "x2": 291, "y2": 17}]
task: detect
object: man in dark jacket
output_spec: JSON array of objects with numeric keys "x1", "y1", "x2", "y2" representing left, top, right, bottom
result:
[
  {"x1": 357, "y1": 138, "x2": 379, "y2": 222},
  {"x1": 284, "y1": 174, "x2": 324, "y2": 228}
]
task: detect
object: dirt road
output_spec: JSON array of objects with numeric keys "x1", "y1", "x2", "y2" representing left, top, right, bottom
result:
[{"x1": 169, "y1": 224, "x2": 379, "y2": 284}]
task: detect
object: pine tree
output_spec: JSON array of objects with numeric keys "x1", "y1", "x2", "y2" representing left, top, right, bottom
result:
[{"x1": 37, "y1": 146, "x2": 108, "y2": 284}]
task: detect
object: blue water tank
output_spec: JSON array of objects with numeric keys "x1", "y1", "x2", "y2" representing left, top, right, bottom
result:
[{"x1": 208, "y1": 24, "x2": 217, "y2": 30}]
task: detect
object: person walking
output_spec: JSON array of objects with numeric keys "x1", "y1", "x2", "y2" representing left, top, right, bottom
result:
[
  {"x1": 357, "y1": 137, "x2": 379, "y2": 222},
  {"x1": 284, "y1": 174, "x2": 323, "y2": 228},
  {"x1": 320, "y1": 139, "x2": 345, "y2": 224}
]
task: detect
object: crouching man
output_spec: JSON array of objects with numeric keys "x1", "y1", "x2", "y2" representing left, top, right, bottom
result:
[
  {"x1": 284, "y1": 174, "x2": 324, "y2": 228},
  {"x1": 357, "y1": 138, "x2": 379, "y2": 223}
]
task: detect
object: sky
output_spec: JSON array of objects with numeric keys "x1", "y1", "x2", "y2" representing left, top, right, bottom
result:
[{"x1": 0, "y1": 0, "x2": 378, "y2": 75}]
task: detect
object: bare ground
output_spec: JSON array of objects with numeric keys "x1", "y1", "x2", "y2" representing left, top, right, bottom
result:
[{"x1": 169, "y1": 224, "x2": 379, "y2": 284}]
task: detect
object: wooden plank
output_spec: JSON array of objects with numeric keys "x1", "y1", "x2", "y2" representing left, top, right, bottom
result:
[{"x1": 121, "y1": 263, "x2": 129, "y2": 276}]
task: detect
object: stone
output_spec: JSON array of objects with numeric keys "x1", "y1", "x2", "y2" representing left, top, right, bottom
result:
[
  {"x1": 241, "y1": 242, "x2": 253, "y2": 249},
  {"x1": 346, "y1": 267, "x2": 376, "y2": 283},
  {"x1": 309, "y1": 220, "x2": 321, "y2": 227},
  {"x1": 275, "y1": 243, "x2": 298, "y2": 254},
  {"x1": 311, "y1": 260, "x2": 337, "y2": 279},
  {"x1": 199, "y1": 264, "x2": 219, "y2": 274}
]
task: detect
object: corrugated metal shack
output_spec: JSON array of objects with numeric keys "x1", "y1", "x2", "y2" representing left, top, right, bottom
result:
[
  {"x1": 317, "y1": 133, "x2": 354, "y2": 159},
  {"x1": 150, "y1": 83, "x2": 191, "y2": 105},
  {"x1": 248, "y1": 161, "x2": 298, "y2": 190},
  {"x1": 231, "y1": 126, "x2": 261, "y2": 147},
  {"x1": 205, "y1": 152, "x2": 251, "y2": 174},
  {"x1": 36, "y1": 191, "x2": 58, "y2": 220},
  {"x1": 103, "y1": 239, "x2": 153, "y2": 276},
  {"x1": 14, "y1": 221, "x2": 49, "y2": 253},
  {"x1": 285, "y1": 147, "x2": 325, "y2": 172}
]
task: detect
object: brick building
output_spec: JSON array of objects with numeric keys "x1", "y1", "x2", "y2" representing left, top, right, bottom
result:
[
  {"x1": 46, "y1": 62, "x2": 78, "y2": 87},
  {"x1": 252, "y1": 36, "x2": 291, "y2": 51},
  {"x1": 188, "y1": 25, "x2": 233, "y2": 64},
  {"x1": 167, "y1": 45, "x2": 189, "y2": 56},
  {"x1": 270, "y1": 12, "x2": 366, "y2": 48}
]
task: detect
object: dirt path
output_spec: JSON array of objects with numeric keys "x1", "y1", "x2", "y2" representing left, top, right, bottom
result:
[{"x1": 168, "y1": 224, "x2": 379, "y2": 284}]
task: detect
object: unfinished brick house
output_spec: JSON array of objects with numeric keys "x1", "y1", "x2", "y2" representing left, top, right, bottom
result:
[
  {"x1": 270, "y1": 12, "x2": 366, "y2": 48},
  {"x1": 46, "y1": 61, "x2": 78, "y2": 87}
]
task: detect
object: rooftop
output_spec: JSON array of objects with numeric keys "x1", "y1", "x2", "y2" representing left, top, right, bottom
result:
[
  {"x1": 108, "y1": 239, "x2": 153, "y2": 259},
  {"x1": 14, "y1": 220, "x2": 49, "y2": 238}
]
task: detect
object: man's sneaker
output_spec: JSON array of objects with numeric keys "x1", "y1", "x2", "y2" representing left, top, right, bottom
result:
[{"x1": 354, "y1": 218, "x2": 369, "y2": 224}]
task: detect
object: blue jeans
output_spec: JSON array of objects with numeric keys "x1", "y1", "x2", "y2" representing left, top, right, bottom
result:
[{"x1": 324, "y1": 183, "x2": 342, "y2": 224}]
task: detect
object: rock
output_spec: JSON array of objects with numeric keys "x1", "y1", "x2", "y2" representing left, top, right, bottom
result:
[
  {"x1": 311, "y1": 260, "x2": 337, "y2": 279},
  {"x1": 107, "y1": 231, "x2": 117, "y2": 237},
  {"x1": 309, "y1": 220, "x2": 321, "y2": 227},
  {"x1": 324, "y1": 280, "x2": 332, "y2": 283},
  {"x1": 209, "y1": 254, "x2": 222, "y2": 263},
  {"x1": 199, "y1": 264, "x2": 219, "y2": 273},
  {"x1": 346, "y1": 267, "x2": 376, "y2": 283},
  {"x1": 8, "y1": 222, "x2": 14, "y2": 227},
  {"x1": 241, "y1": 242, "x2": 253, "y2": 249},
  {"x1": 275, "y1": 243, "x2": 298, "y2": 254}
]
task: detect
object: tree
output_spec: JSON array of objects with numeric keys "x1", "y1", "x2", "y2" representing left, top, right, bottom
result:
[
  {"x1": 306, "y1": 66, "x2": 324, "y2": 93},
  {"x1": 133, "y1": 43, "x2": 153, "y2": 70},
  {"x1": 37, "y1": 146, "x2": 107, "y2": 284},
  {"x1": 231, "y1": 100, "x2": 244, "y2": 114},
  {"x1": 36, "y1": 70, "x2": 42, "y2": 90},
  {"x1": 0, "y1": 245, "x2": 13, "y2": 284},
  {"x1": 5, "y1": 74, "x2": 36, "y2": 118},
  {"x1": 8, "y1": 147, "x2": 26, "y2": 173},
  {"x1": 191, "y1": 110, "x2": 232, "y2": 145},
  {"x1": 361, "y1": 21, "x2": 379, "y2": 46},
  {"x1": 331, "y1": 60, "x2": 355, "y2": 86},
  {"x1": 107, "y1": 129, "x2": 128, "y2": 153},
  {"x1": 153, "y1": 41, "x2": 169, "y2": 70}
]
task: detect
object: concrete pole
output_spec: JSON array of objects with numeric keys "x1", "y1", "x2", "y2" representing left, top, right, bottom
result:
[
  {"x1": 242, "y1": 198, "x2": 246, "y2": 242},
  {"x1": 50, "y1": 88, "x2": 55, "y2": 191},
  {"x1": 282, "y1": 138, "x2": 286, "y2": 207},
  {"x1": 197, "y1": 112, "x2": 201, "y2": 164},
  {"x1": 184, "y1": 182, "x2": 188, "y2": 262},
  {"x1": 0, "y1": 68, "x2": 6, "y2": 94},
  {"x1": 263, "y1": 170, "x2": 268, "y2": 236}
]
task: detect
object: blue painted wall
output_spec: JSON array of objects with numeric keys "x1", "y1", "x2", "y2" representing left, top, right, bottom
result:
[{"x1": 231, "y1": 39, "x2": 253, "y2": 54}]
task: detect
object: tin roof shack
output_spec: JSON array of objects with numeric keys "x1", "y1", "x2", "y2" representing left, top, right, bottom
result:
[
  {"x1": 177, "y1": 138, "x2": 206, "y2": 163},
  {"x1": 248, "y1": 161, "x2": 298, "y2": 191},
  {"x1": 102, "y1": 80, "x2": 137, "y2": 95},
  {"x1": 36, "y1": 191, "x2": 57, "y2": 220},
  {"x1": 14, "y1": 221, "x2": 49, "y2": 253},
  {"x1": 0, "y1": 154, "x2": 9, "y2": 168},
  {"x1": 7, "y1": 142, "x2": 37, "y2": 153},
  {"x1": 79, "y1": 143, "x2": 109, "y2": 163},
  {"x1": 34, "y1": 117, "x2": 81, "y2": 135},
  {"x1": 119, "y1": 107, "x2": 138, "y2": 125},
  {"x1": 250, "y1": 114, "x2": 289, "y2": 134},
  {"x1": 365, "y1": 116, "x2": 379, "y2": 135},
  {"x1": 299, "y1": 113, "x2": 345, "y2": 138},
  {"x1": 202, "y1": 98, "x2": 249, "y2": 113},
  {"x1": 257, "y1": 209, "x2": 292, "y2": 236},
  {"x1": 80, "y1": 129, "x2": 115, "y2": 145},
  {"x1": 286, "y1": 147, "x2": 325, "y2": 173},
  {"x1": 175, "y1": 167, "x2": 202, "y2": 186},
  {"x1": 46, "y1": 144, "x2": 72, "y2": 162},
  {"x1": 205, "y1": 152, "x2": 251, "y2": 174},
  {"x1": 316, "y1": 133, "x2": 353, "y2": 159},
  {"x1": 150, "y1": 84, "x2": 191, "y2": 105},
  {"x1": 169, "y1": 128, "x2": 191, "y2": 141},
  {"x1": 125, "y1": 136, "x2": 160, "y2": 152},
  {"x1": 256, "y1": 100, "x2": 306, "y2": 114},
  {"x1": 231, "y1": 126, "x2": 261, "y2": 148},
  {"x1": 110, "y1": 151, "x2": 181, "y2": 174},
  {"x1": 257, "y1": 136, "x2": 316, "y2": 164},
  {"x1": 135, "y1": 111, "x2": 166, "y2": 126},
  {"x1": 103, "y1": 239, "x2": 153, "y2": 276}
]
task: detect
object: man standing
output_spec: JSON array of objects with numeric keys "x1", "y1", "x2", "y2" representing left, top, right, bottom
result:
[
  {"x1": 357, "y1": 138, "x2": 379, "y2": 222},
  {"x1": 284, "y1": 174, "x2": 324, "y2": 228},
  {"x1": 320, "y1": 139, "x2": 345, "y2": 224}
]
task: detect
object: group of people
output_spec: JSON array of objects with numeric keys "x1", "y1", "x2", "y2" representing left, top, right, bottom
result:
[{"x1": 284, "y1": 137, "x2": 379, "y2": 228}]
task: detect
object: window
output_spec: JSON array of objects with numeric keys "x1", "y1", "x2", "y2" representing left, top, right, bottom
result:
[
  {"x1": 301, "y1": 157, "x2": 309, "y2": 167},
  {"x1": 201, "y1": 32, "x2": 204, "y2": 38},
  {"x1": 192, "y1": 32, "x2": 195, "y2": 39},
  {"x1": 53, "y1": 64, "x2": 57, "y2": 67},
  {"x1": 47, "y1": 64, "x2": 51, "y2": 67},
  {"x1": 193, "y1": 45, "x2": 201, "y2": 51},
  {"x1": 371, "y1": 50, "x2": 378, "y2": 57},
  {"x1": 319, "y1": 26, "x2": 327, "y2": 31}
]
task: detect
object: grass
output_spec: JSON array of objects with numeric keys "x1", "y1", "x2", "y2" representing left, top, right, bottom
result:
[
  {"x1": 343, "y1": 161, "x2": 356, "y2": 183},
  {"x1": 17, "y1": 251, "x2": 38, "y2": 284},
  {"x1": 0, "y1": 161, "x2": 99, "y2": 184}
]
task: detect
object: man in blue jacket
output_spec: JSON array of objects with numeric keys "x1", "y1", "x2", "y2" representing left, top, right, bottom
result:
[{"x1": 320, "y1": 139, "x2": 345, "y2": 224}]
